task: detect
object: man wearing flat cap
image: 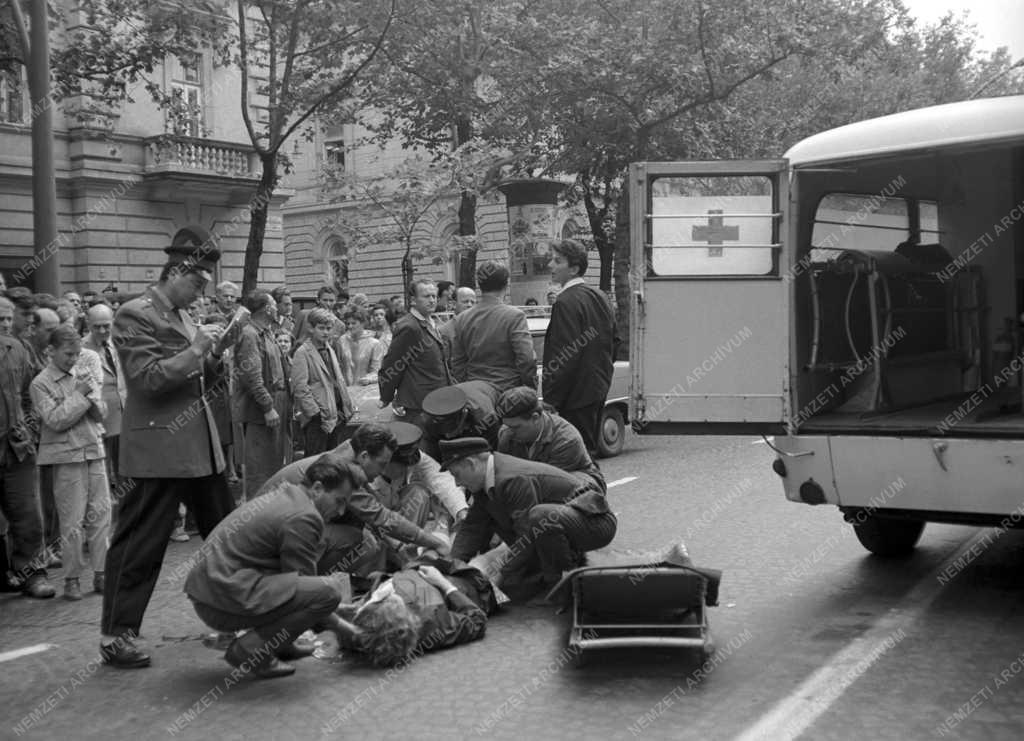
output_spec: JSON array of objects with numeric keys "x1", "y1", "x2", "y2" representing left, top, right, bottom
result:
[
  {"x1": 100, "y1": 244, "x2": 243, "y2": 669},
  {"x1": 421, "y1": 381, "x2": 501, "y2": 460},
  {"x1": 443, "y1": 437, "x2": 617, "y2": 601},
  {"x1": 496, "y1": 387, "x2": 605, "y2": 493}
]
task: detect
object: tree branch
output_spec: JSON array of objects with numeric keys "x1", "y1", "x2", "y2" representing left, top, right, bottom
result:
[
  {"x1": 236, "y1": 0, "x2": 261, "y2": 152},
  {"x1": 275, "y1": 0, "x2": 396, "y2": 151},
  {"x1": 9, "y1": 0, "x2": 30, "y2": 59}
]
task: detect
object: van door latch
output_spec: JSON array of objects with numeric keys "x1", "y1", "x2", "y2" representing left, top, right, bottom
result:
[{"x1": 932, "y1": 441, "x2": 949, "y2": 471}]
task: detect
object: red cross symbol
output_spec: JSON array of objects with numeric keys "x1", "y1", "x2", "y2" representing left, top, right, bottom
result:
[{"x1": 692, "y1": 209, "x2": 739, "y2": 257}]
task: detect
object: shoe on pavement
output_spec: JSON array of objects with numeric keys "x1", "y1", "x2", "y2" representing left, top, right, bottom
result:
[
  {"x1": 224, "y1": 638, "x2": 296, "y2": 679},
  {"x1": 93, "y1": 572, "x2": 104, "y2": 594},
  {"x1": 21, "y1": 573, "x2": 56, "y2": 599},
  {"x1": 169, "y1": 524, "x2": 190, "y2": 542},
  {"x1": 276, "y1": 641, "x2": 316, "y2": 662},
  {"x1": 64, "y1": 578, "x2": 83, "y2": 601},
  {"x1": 100, "y1": 637, "x2": 151, "y2": 668}
]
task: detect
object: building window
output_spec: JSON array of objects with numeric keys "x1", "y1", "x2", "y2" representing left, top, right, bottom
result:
[
  {"x1": 170, "y1": 54, "x2": 204, "y2": 137},
  {"x1": 1, "y1": 65, "x2": 27, "y2": 124},
  {"x1": 324, "y1": 140, "x2": 346, "y2": 170},
  {"x1": 326, "y1": 238, "x2": 349, "y2": 293}
]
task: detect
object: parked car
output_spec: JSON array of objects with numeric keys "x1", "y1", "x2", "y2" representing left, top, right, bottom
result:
[{"x1": 345, "y1": 309, "x2": 630, "y2": 458}]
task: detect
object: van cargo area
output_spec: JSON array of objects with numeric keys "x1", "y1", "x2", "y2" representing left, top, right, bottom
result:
[{"x1": 792, "y1": 141, "x2": 1024, "y2": 438}]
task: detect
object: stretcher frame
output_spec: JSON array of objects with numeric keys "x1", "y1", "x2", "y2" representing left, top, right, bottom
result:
[{"x1": 547, "y1": 563, "x2": 719, "y2": 667}]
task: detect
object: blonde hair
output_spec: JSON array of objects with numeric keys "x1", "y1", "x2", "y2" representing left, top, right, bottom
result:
[{"x1": 352, "y1": 593, "x2": 421, "y2": 668}]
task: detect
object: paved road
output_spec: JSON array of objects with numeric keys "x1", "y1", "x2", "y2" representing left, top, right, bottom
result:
[{"x1": 2, "y1": 433, "x2": 1023, "y2": 740}]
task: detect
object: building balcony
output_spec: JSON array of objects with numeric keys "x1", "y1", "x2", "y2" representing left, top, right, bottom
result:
[{"x1": 143, "y1": 135, "x2": 261, "y2": 182}]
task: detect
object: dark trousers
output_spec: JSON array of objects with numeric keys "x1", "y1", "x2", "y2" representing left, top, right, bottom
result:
[
  {"x1": 0, "y1": 456, "x2": 44, "y2": 578},
  {"x1": 191, "y1": 575, "x2": 343, "y2": 644},
  {"x1": 560, "y1": 403, "x2": 603, "y2": 455},
  {"x1": 101, "y1": 474, "x2": 234, "y2": 637},
  {"x1": 317, "y1": 522, "x2": 385, "y2": 577},
  {"x1": 528, "y1": 504, "x2": 617, "y2": 584},
  {"x1": 301, "y1": 415, "x2": 341, "y2": 457},
  {"x1": 242, "y1": 422, "x2": 287, "y2": 501}
]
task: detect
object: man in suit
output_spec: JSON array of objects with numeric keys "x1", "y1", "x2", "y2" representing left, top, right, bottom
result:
[
  {"x1": 379, "y1": 280, "x2": 451, "y2": 430},
  {"x1": 444, "y1": 437, "x2": 616, "y2": 600},
  {"x1": 100, "y1": 245, "x2": 242, "y2": 669},
  {"x1": 258, "y1": 423, "x2": 450, "y2": 579},
  {"x1": 449, "y1": 261, "x2": 536, "y2": 392},
  {"x1": 84, "y1": 303, "x2": 127, "y2": 493},
  {"x1": 291, "y1": 307, "x2": 353, "y2": 456},
  {"x1": 185, "y1": 457, "x2": 365, "y2": 679},
  {"x1": 544, "y1": 239, "x2": 618, "y2": 454},
  {"x1": 233, "y1": 290, "x2": 288, "y2": 498}
]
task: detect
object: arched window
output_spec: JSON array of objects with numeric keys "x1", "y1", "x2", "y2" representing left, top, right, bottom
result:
[{"x1": 325, "y1": 237, "x2": 349, "y2": 293}]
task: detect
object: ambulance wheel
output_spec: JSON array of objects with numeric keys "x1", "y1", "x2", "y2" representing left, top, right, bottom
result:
[
  {"x1": 851, "y1": 515, "x2": 924, "y2": 557},
  {"x1": 596, "y1": 406, "x2": 625, "y2": 458}
]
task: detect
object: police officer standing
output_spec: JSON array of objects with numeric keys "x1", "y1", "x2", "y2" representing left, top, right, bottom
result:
[{"x1": 100, "y1": 245, "x2": 241, "y2": 669}]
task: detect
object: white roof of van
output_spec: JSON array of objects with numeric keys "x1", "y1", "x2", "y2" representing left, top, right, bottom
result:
[{"x1": 784, "y1": 95, "x2": 1024, "y2": 167}]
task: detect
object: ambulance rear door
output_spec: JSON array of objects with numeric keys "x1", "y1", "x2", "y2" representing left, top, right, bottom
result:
[{"x1": 629, "y1": 160, "x2": 792, "y2": 434}]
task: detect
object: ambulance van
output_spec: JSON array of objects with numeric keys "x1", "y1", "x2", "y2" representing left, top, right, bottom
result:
[{"x1": 629, "y1": 95, "x2": 1024, "y2": 556}]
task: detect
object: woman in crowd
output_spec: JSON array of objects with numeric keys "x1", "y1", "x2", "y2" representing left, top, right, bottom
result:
[
  {"x1": 337, "y1": 306, "x2": 382, "y2": 387},
  {"x1": 337, "y1": 556, "x2": 497, "y2": 667},
  {"x1": 29, "y1": 326, "x2": 111, "y2": 601}
]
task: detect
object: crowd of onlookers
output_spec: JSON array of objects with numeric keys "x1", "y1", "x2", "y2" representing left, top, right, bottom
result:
[{"x1": 0, "y1": 267, "x2": 558, "y2": 601}]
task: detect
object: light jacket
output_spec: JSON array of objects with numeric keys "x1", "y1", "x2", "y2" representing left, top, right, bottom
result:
[
  {"x1": 291, "y1": 339, "x2": 353, "y2": 426},
  {"x1": 231, "y1": 321, "x2": 287, "y2": 424},
  {"x1": 30, "y1": 360, "x2": 107, "y2": 465}
]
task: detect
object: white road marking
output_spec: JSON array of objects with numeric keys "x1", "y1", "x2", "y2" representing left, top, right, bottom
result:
[
  {"x1": 606, "y1": 477, "x2": 637, "y2": 488},
  {"x1": 0, "y1": 643, "x2": 56, "y2": 664},
  {"x1": 751, "y1": 437, "x2": 774, "y2": 445},
  {"x1": 734, "y1": 529, "x2": 991, "y2": 741}
]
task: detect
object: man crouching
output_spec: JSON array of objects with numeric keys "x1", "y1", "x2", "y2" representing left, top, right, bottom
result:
[{"x1": 184, "y1": 458, "x2": 365, "y2": 679}]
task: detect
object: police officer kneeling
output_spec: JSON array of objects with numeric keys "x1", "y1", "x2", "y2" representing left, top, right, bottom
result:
[
  {"x1": 443, "y1": 437, "x2": 617, "y2": 601},
  {"x1": 184, "y1": 458, "x2": 366, "y2": 679}
]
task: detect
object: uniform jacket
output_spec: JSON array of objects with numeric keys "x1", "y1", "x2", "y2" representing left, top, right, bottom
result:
[
  {"x1": 497, "y1": 410, "x2": 606, "y2": 492},
  {"x1": 0, "y1": 335, "x2": 37, "y2": 464},
  {"x1": 114, "y1": 285, "x2": 225, "y2": 478},
  {"x1": 232, "y1": 322, "x2": 287, "y2": 424},
  {"x1": 83, "y1": 334, "x2": 127, "y2": 438},
  {"x1": 449, "y1": 296, "x2": 536, "y2": 391},
  {"x1": 30, "y1": 361, "x2": 107, "y2": 465},
  {"x1": 184, "y1": 483, "x2": 324, "y2": 614},
  {"x1": 291, "y1": 339, "x2": 353, "y2": 427},
  {"x1": 257, "y1": 441, "x2": 436, "y2": 548},
  {"x1": 378, "y1": 311, "x2": 451, "y2": 410},
  {"x1": 450, "y1": 452, "x2": 609, "y2": 577},
  {"x1": 542, "y1": 282, "x2": 617, "y2": 410}
]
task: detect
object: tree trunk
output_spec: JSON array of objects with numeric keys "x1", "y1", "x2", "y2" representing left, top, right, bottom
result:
[
  {"x1": 401, "y1": 239, "x2": 414, "y2": 301},
  {"x1": 612, "y1": 177, "x2": 632, "y2": 361},
  {"x1": 580, "y1": 177, "x2": 614, "y2": 293},
  {"x1": 454, "y1": 114, "x2": 478, "y2": 288},
  {"x1": 242, "y1": 152, "x2": 278, "y2": 294},
  {"x1": 457, "y1": 190, "x2": 478, "y2": 287}
]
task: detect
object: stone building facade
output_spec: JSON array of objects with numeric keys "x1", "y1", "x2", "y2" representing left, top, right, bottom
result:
[{"x1": 0, "y1": 14, "x2": 286, "y2": 294}]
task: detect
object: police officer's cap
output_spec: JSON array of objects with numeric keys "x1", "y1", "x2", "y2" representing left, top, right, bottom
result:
[
  {"x1": 438, "y1": 437, "x2": 491, "y2": 471},
  {"x1": 163, "y1": 244, "x2": 221, "y2": 282},
  {"x1": 423, "y1": 386, "x2": 469, "y2": 420},
  {"x1": 387, "y1": 421, "x2": 422, "y2": 465}
]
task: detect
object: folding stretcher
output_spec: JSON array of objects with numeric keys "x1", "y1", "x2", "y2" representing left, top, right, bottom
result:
[{"x1": 545, "y1": 544, "x2": 722, "y2": 668}]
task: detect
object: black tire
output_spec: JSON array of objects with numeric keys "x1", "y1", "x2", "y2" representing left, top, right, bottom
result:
[
  {"x1": 596, "y1": 405, "x2": 625, "y2": 458},
  {"x1": 851, "y1": 515, "x2": 925, "y2": 557}
]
